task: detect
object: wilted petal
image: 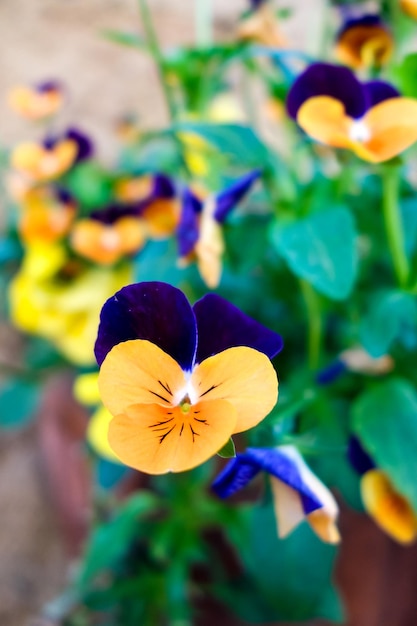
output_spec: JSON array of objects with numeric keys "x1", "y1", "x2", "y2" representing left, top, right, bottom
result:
[
  {"x1": 193, "y1": 294, "x2": 283, "y2": 363},
  {"x1": 214, "y1": 170, "x2": 261, "y2": 222},
  {"x1": 109, "y1": 398, "x2": 237, "y2": 474},
  {"x1": 190, "y1": 347, "x2": 278, "y2": 433},
  {"x1": 361, "y1": 469, "x2": 417, "y2": 544},
  {"x1": 95, "y1": 282, "x2": 197, "y2": 368}
]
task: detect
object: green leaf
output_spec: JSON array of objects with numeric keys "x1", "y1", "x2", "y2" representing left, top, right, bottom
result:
[
  {"x1": 65, "y1": 161, "x2": 113, "y2": 211},
  {"x1": 224, "y1": 503, "x2": 342, "y2": 622},
  {"x1": 401, "y1": 197, "x2": 417, "y2": 257},
  {"x1": 174, "y1": 122, "x2": 270, "y2": 168},
  {"x1": 360, "y1": 290, "x2": 417, "y2": 357},
  {"x1": 0, "y1": 379, "x2": 40, "y2": 429},
  {"x1": 78, "y1": 492, "x2": 159, "y2": 587},
  {"x1": 395, "y1": 53, "x2": 417, "y2": 99},
  {"x1": 101, "y1": 29, "x2": 146, "y2": 50},
  {"x1": 352, "y1": 378, "x2": 417, "y2": 511},
  {"x1": 271, "y1": 206, "x2": 357, "y2": 300},
  {"x1": 217, "y1": 437, "x2": 236, "y2": 458}
]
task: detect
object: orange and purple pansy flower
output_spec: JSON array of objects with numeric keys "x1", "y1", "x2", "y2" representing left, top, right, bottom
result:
[
  {"x1": 348, "y1": 437, "x2": 417, "y2": 544},
  {"x1": 177, "y1": 170, "x2": 260, "y2": 287},
  {"x1": 334, "y1": 13, "x2": 393, "y2": 69},
  {"x1": 11, "y1": 127, "x2": 93, "y2": 182},
  {"x1": 287, "y1": 62, "x2": 417, "y2": 163},
  {"x1": 8, "y1": 80, "x2": 64, "y2": 120},
  {"x1": 18, "y1": 186, "x2": 76, "y2": 244},
  {"x1": 95, "y1": 281, "x2": 282, "y2": 475},
  {"x1": 213, "y1": 445, "x2": 340, "y2": 543}
]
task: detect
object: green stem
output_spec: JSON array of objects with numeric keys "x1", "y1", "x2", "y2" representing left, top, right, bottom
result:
[
  {"x1": 300, "y1": 279, "x2": 322, "y2": 370},
  {"x1": 195, "y1": 0, "x2": 212, "y2": 48},
  {"x1": 382, "y1": 165, "x2": 409, "y2": 288},
  {"x1": 137, "y1": 0, "x2": 177, "y2": 122}
]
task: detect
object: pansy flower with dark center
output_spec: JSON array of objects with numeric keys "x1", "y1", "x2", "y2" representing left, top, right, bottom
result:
[
  {"x1": 400, "y1": 0, "x2": 417, "y2": 20},
  {"x1": 8, "y1": 80, "x2": 64, "y2": 120},
  {"x1": 18, "y1": 186, "x2": 76, "y2": 244},
  {"x1": 95, "y1": 281, "x2": 282, "y2": 474},
  {"x1": 71, "y1": 204, "x2": 146, "y2": 266},
  {"x1": 348, "y1": 437, "x2": 417, "y2": 544},
  {"x1": 115, "y1": 173, "x2": 179, "y2": 239},
  {"x1": 286, "y1": 62, "x2": 417, "y2": 163},
  {"x1": 238, "y1": 0, "x2": 286, "y2": 48},
  {"x1": 11, "y1": 127, "x2": 93, "y2": 182},
  {"x1": 177, "y1": 170, "x2": 260, "y2": 288},
  {"x1": 213, "y1": 445, "x2": 340, "y2": 543},
  {"x1": 335, "y1": 14, "x2": 393, "y2": 69}
]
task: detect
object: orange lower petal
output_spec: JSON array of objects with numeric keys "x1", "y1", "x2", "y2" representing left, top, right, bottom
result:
[
  {"x1": 108, "y1": 398, "x2": 237, "y2": 474},
  {"x1": 141, "y1": 199, "x2": 180, "y2": 238},
  {"x1": 191, "y1": 346, "x2": 278, "y2": 433},
  {"x1": 296, "y1": 96, "x2": 351, "y2": 149},
  {"x1": 360, "y1": 98, "x2": 417, "y2": 162},
  {"x1": 361, "y1": 469, "x2": 417, "y2": 544},
  {"x1": 98, "y1": 339, "x2": 187, "y2": 415}
]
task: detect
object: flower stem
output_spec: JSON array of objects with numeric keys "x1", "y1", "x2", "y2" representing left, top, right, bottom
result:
[
  {"x1": 137, "y1": 0, "x2": 177, "y2": 122},
  {"x1": 300, "y1": 279, "x2": 322, "y2": 370},
  {"x1": 382, "y1": 164, "x2": 409, "y2": 288}
]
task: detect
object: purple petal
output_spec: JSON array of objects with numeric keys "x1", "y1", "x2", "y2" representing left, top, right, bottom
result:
[
  {"x1": 193, "y1": 294, "x2": 283, "y2": 363},
  {"x1": 214, "y1": 170, "x2": 261, "y2": 223},
  {"x1": 212, "y1": 456, "x2": 261, "y2": 498},
  {"x1": 364, "y1": 80, "x2": 399, "y2": 108},
  {"x1": 347, "y1": 436, "x2": 375, "y2": 476},
  {"x1": 65, "y1": 127, "x2": 94, "y2": 162},
  {"x1": 176, "y1": 188, "x2": 202, "y2": 257},
  {"x1": 315, "y1": 359, "x2": 347, "y2": 385},
  {"x1": 286, "y1": 62, "x2": 367, "y2": 120},
  {"x1": 90, "y1": 203, "x2": 139, "y2": 224},
  {"x1": 152, "y1": 174, "x2": 176, "y2": 199},
  {"x1": 36, "y1": 79, "x2": 63, "y2": 93},
  {"x1": 95, "y1": 281, "x2": 197, "y2": 370},
  {"x1": 337, "y1": 13, "x2": 383, "y2": 40}
]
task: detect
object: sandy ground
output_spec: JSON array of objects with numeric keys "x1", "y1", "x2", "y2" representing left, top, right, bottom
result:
[{"x1": 0, "y1": 1, "x2": 321, "y2": 624}]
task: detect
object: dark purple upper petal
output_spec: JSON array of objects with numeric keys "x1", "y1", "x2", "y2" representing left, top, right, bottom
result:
[
  {"x1": 90, "y1": 203, "x2": 139, "y2": 224},
  {"x1": 315, "y1": 359, "x2": 347, "y2": 385},
  {"x1": 193, "y1": 293, "x2": 283, "y2": 363},
  {"x1": 65, "y1": 127, "x2": 94, "y2": 162},
  {"x1": 336, "y1": 13, "x2": 383, "y2": 40},
  {"x1": 212, "y1": 448, "x2": 322, "y2": 514},
  {"x1": 152, "y1": 174, "x2": 176, "y2": 199},
  {"x1": 176, "y1": 188, "x2": 202, "y2": 257},
  {"x1": 347, "y1": 436, "x2": 375, "y2": 476},
  {"x1": 36, "y1": 79, "x2": 63, "y2": 93},
  {"x1": 214, "y1": 170, "x2": 261, "y2": 223},
  {"x1": 95, "y1": 282, "x2": 197, "y2": 370},
  {"x1": 286, "y1": 62, "x2": 367, "y2": 120},
  {"x1": 363, "y1": 80, "x2": 399, "y2": 108}
]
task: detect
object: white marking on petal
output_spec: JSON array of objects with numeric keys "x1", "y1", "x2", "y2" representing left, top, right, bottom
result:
[{"x1": 349, "y1": 119, "x2": 371, "y2": 143}]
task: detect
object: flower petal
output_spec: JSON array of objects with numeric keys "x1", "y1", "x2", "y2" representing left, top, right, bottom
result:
[
  {"x1": 360, "y1": 98, "x2": 417, "y2": 162},
  {"x1": 195, "y1": 201, "x2": 224, "y2": 288},
  {"x1": 361, "y1": 469, "x2": 417, "y2": 544},
  {"x1": 364, "y1": 80, "x2": 399, "y2": 108},
  {"x1": 347, "y1": 436, "x2": 375, "y2": 475},
  {"x1": 190, "y1": 347, "x2": 278, "y2": 433},
  {"x1": 213, "y1": 170, "x2": 261, "y2": 223},
  {"x1": 193, "y1": 294, "x2": 283, "y2": 362},
  {"x1": 98, "y1": 339, "x2": 187, "y2": 415},
  {"x1": 108, "y1": 398, "x2": 237, "y2": 474},
  {"x1": 212, "y1": 455, "x2": 261, "y2": 498},
  {"x1": 87, "y1": 405, "x2": 123, "y2": 463},
  {"x1": 296, "y1": 96, "x2": 351, "y2": 148},
  {"x1": 177, "y1": 188, "x2": 202, "y2": 258},
  {"x1": 270, "y1": 475, "x2": 306, "y2": 537},
  {"x1": 95, "y1": 282, "x2": 197, "y2": 369},
  {"x1": 287, "y1": 62, "x2": 366, "y2": 120}
]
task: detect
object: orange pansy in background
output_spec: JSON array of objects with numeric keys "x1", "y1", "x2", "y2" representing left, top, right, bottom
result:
[
  {"x1": 18, "y1": 186, "x2": 76, "y2": 244},
  {"x1": 95, "y1": 282, "x2": 283, "y2": 474},
  {"x1": 334, "y1": 14, "x2": 393, "y2": 69},
  {"x1": 400, "y1": 0, "x2": 417, "y2": 20},
  {"x1": 286, "y1": 62, "x2": 417, "y2": 163},
  {"x1": 238, "y1": 0, "x2": 286, "y2": 48},
  {"x1": 8, "y1": 80, "x2": 64, "y2": 121}
]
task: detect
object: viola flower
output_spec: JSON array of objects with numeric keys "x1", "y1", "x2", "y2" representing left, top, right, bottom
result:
[
  {"x1": 213, "y1": 445, "x2": 340, "y2": 543},
  {"x1": 115, "y1": 174, "x2": 179, "y2": 239},
  {"x1": 316, "y1": 347, "x2": 393, "y2": 385},
  {"x1": 286, "y1": 62, "x2": 417, "y2": 163},
  {"x1": 177, "y1": 170, "x2": 260, "y2": 288},
  {"x1": 71, "y1": 205, "x2": 147, "y2": 266},
  {"x1": 8, "y1": 80, "x2": 64, "y2": 121},
  {"x1": 400, "y1": 0, "x2": 417, "y2": 20},
  {"x1": 238, "y1": 1, "x2": 286, "y2": 48},
  {"x1": 348, "y1": 437, "x2": 417, "y2": 544},
  {"x1": 10, "y1": 127, "x2": 93, "y2": 182},
  {"x1": 334, "y1": 14, "x2": 393, "y2": 69},
  {"x1": 18, "y1": 186, "x2": 76, "y2": 244},
  {"x1": 9, "y1": 243, "x2": 132, "y2": 365},
  {"x1": 95, "y1": 281, "x2": 282, "y2": 474}
]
